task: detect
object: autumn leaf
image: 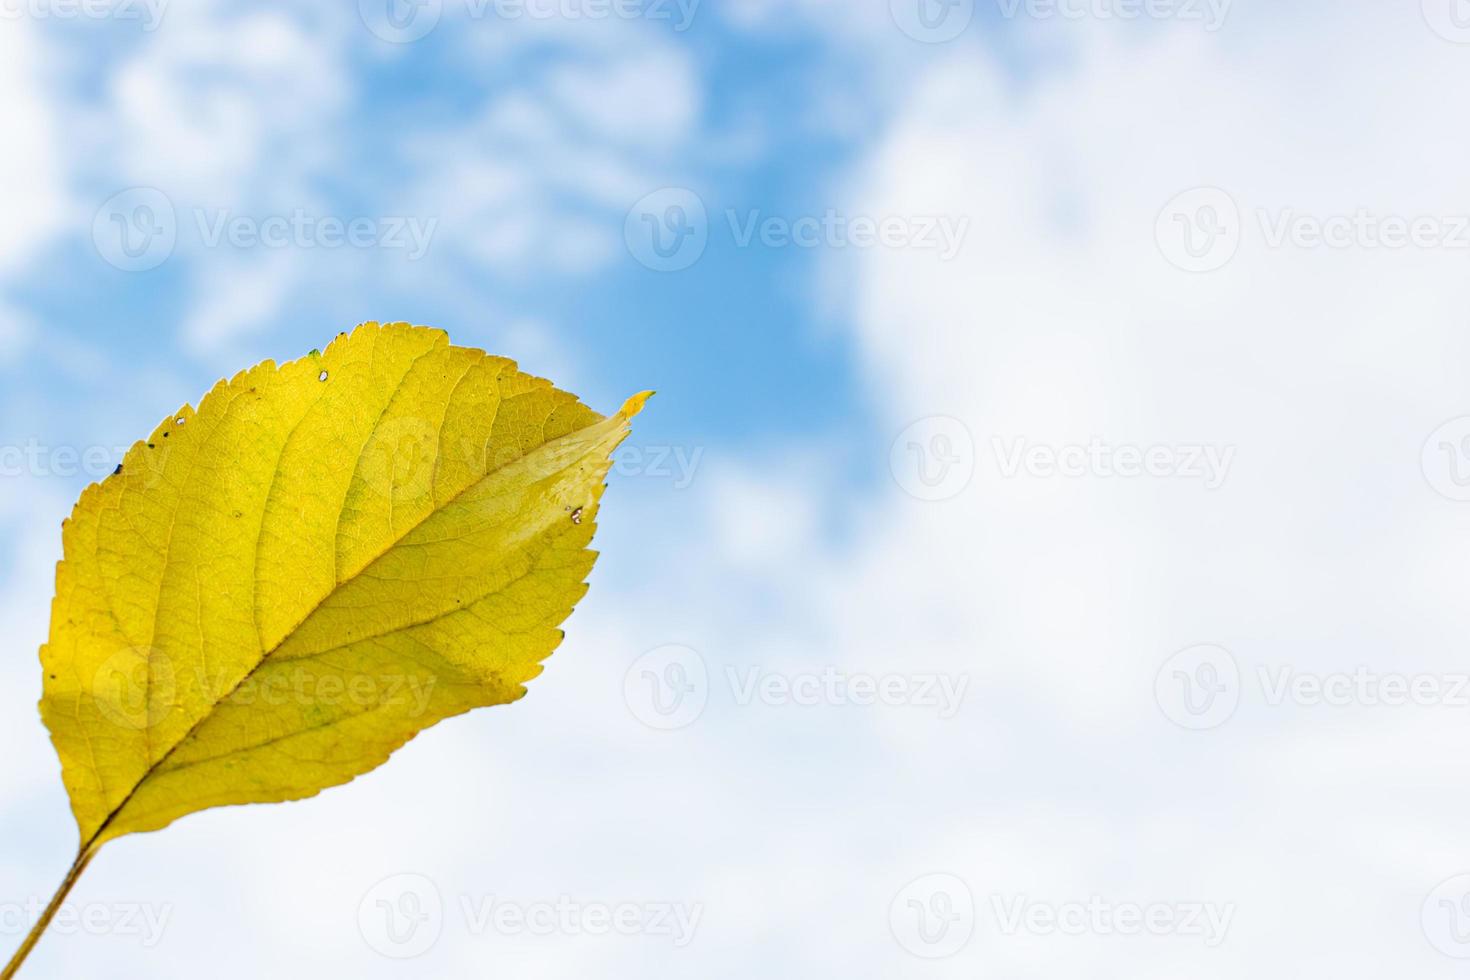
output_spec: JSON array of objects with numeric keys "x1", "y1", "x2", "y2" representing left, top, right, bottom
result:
[{"x1": 3, "y1": 322, "x2": 648, "y2": 978}]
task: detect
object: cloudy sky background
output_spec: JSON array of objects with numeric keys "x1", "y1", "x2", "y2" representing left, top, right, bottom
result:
[{"x1": 6, "y1": 0, "x2": 1470, "y2": 976}]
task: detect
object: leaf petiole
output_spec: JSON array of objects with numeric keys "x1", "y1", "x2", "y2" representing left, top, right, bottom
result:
[{"x1": 1, "y1": 847, "x2": 97, "y2": 980}]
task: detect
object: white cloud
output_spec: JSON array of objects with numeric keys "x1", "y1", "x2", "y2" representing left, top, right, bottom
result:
[
  {"x1": 787, "y1": 5, "x2": 1470, "y2": 975},
  {"x1": 104, "y1": 6, "x2": 347, "y2": 203},
  {"x1": 0, "y1": 19, "x2": 67, "y2": 276}
]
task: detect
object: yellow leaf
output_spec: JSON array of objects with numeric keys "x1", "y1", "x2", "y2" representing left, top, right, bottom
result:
[{"x1": 39, "y1": 321, "x2": 647, "y2": 850}]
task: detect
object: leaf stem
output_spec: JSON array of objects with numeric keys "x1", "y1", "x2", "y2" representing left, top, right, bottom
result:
[{"x1": 1, "y1": 847, "x2": 96, "y2": 980}]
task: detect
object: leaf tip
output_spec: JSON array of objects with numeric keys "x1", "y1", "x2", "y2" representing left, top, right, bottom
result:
[{"x1": 619, "y1": 390, "x2": 655, "y2": 419}]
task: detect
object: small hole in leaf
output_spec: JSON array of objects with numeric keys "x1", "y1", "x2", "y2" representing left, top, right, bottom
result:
[
  {"x1": 175, "y1": 417, "x2": 185, "y2": 426},
  {"x1": 570, "y1": 507, "x2": 583, "y2": 525},
  {"x1": 318, "y1": 370, "x2": 329, "y2": 382}
]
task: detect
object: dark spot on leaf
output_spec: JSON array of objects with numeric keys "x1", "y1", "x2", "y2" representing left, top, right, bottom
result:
[{"x1": 113, "y1": 464, "x2": 123, "y2": 475}]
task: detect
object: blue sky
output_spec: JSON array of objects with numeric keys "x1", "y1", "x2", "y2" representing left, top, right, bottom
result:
[{"x1": 5, "y1": 7, "x2": 884, "y2": 438}]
